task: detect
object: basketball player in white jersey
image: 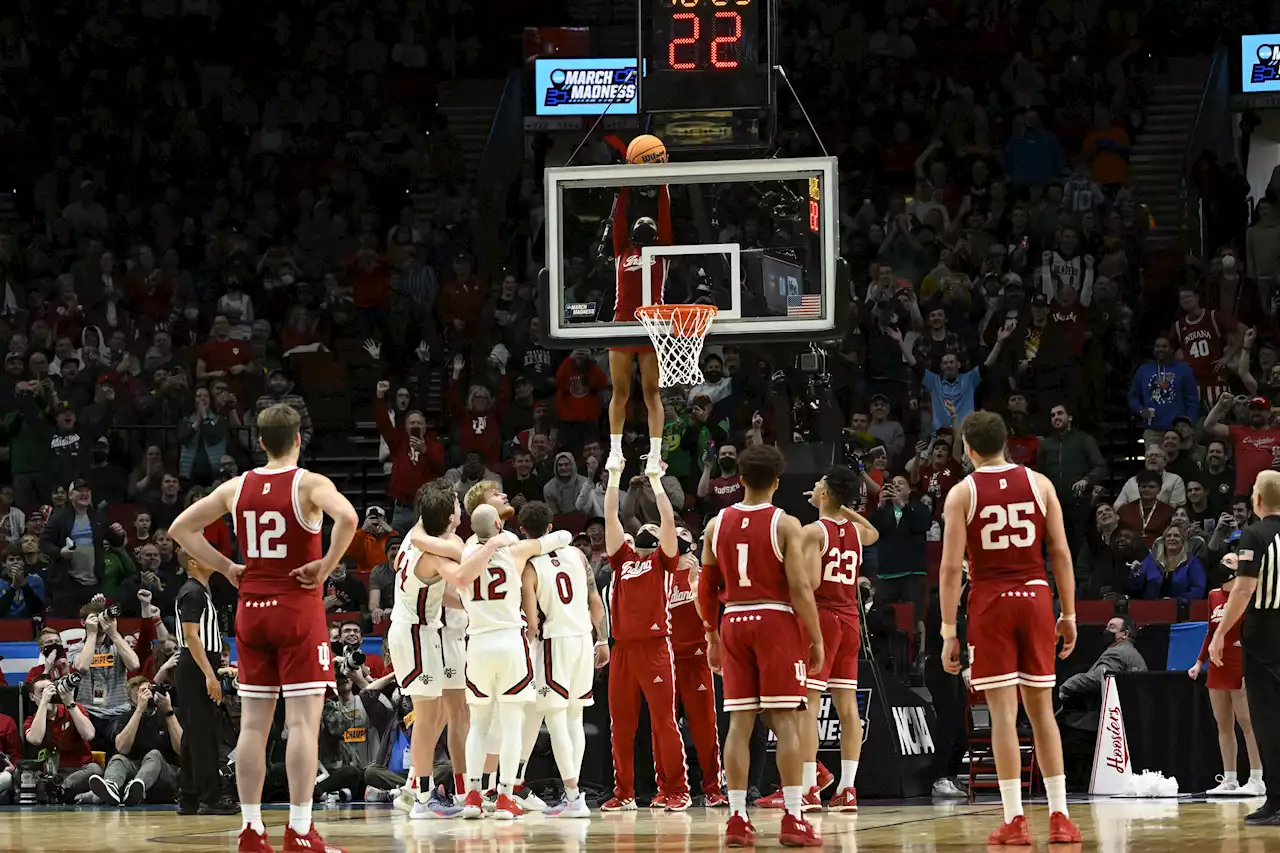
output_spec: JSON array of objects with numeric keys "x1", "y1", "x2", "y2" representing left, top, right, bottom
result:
[
  {"x1": 516, "y1": 501, "x2": 609, "y2": 817},
  {"x1": 458, "y1": 503, "x2": 571, "y2": 819},
  {"x1": 388, "y1": 482, "x2": 513, "y2": 819}
]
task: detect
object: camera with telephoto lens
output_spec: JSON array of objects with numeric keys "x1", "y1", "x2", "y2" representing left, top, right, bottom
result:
[
  {"x1": 330, "y1": 642, "x2": 365, "y2": 675},
  {"x1": 147, "y1": 681, "x2": 170, "y2": 709},
  {"x1": 103, "y1": 604, "x2": 121, "y2": 620},
  {"x1": 51, "y1": 672, "x2": 81, "y2": 703}
]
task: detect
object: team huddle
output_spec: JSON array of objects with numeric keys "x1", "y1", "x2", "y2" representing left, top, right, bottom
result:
[{"x1": 165, "y1": 403, "x2": 1084, "y2": 853}]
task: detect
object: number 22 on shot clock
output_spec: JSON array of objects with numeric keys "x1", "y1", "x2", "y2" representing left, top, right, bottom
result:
[{"x1": 656, "y1": 0, "x2": 756, "y2": 72}]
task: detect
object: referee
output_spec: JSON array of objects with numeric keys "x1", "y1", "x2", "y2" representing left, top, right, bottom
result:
[
  {"x1": 1211, "y1": 469, "x2": 1280, "y2": 826},
  {"x1": 173, "y1": 550, "x2": 236, "y2": 815}
]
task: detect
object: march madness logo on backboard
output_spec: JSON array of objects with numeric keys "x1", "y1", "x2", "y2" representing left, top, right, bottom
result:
[{"x1": 767, "y1": 690, "x2": 871, "y2": 750}]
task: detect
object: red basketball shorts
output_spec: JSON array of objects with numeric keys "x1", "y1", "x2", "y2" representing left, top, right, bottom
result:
[
  {"x1": 721, "y1": 603, "x2": 807, "y2": 712},
  {"x1": 967, "y1": 579, "x2": 1057, "y2": 692},
  {"x1": 804, "y1": 607, "x2": 861, "y2": 692},
  {"x1": 235, "y1": 591, "x2": 335, "y2": 699},
  {"x1": 1207, "y1": 642, "x2": 1244, "y2": 690}
]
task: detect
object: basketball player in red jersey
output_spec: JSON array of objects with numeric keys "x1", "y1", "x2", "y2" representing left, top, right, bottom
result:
[
  {"x1": 657, "y1": 525, "x2": 725, "y2": 807},
  {"x1": 697, "y1": 444, "x2": 823, "y2": 847},
  {"x1": 1171, "y1": 282, "x2": 1241, "y2": 403},
  {"x1": 170, "y1": 404, "x2": 358, "y2": 853},
  {"x1": 796, "y1": 465, "x2": 879, "y2": 813},
  {"x1": 606, "y1": 178, "x2": 673, "y2": 478},
  {"x1": 601, "y1": 456, "x2": 690, "y2": 811},
  {"x1": 940, "y1": 411, "x2": 1081, "y2": 845},
  {"x1": 1191, "y1": 565, "x2": 1265, "y2": 795}
]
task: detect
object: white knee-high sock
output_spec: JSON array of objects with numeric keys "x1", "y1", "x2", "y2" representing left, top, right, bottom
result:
[
  {"x1": 545, "y1": 708, "x2": 577, "y2": 784},
  {"x1": 466, "y1": 704, "x2": 497, "y2": 791},
  {"x1": 520, "y1": 708, "x2": 544, "y2": 771},
  {"x1": 486, "y1": 709, "x2": 503, "y2": 752},
  {"x1": 569, "y1": 705, "x2": 586, "y2": 772},
  {"x1": 497, "y1": 702, "x2": 526, "y2": 791}
]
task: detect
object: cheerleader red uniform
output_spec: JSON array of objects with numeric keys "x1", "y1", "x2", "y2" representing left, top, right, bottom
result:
[
  {"x1": 612, "y1": 186, "x2": 671, "y2": 352},
  {"x1": 1198, "y1": 586, "x2": 1244, "y2": 690}
]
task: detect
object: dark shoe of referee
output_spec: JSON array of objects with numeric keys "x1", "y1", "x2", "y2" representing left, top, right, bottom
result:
[
  {"x1": 173, "y1": 551, "x2": 237, "y2": 815},
  {"x1": 1209, "y1": 469, "x2": 1280, "y2": 826}
]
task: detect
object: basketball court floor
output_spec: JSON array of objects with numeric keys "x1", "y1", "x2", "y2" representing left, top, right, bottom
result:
[{"x1": 0, "y1": 798, "x2": 1269, "y2": 852}]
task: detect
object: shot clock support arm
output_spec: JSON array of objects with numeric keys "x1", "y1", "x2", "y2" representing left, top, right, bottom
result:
[{"x1": 773, "y1": 65, "x2": 829, "y2": 157}]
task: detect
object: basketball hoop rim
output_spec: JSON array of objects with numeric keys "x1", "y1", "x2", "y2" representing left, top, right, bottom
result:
[{"x1": 635, "y1": 304, "x2": 718, "y2": 338}]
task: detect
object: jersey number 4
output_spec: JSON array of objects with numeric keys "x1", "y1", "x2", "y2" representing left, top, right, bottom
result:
[
  {"x1": 242, "y1": 510, "x2": 287, "y2": 559},
  {"x1": 979, "y1": 502, "x2": 1037, "y2": 550}
]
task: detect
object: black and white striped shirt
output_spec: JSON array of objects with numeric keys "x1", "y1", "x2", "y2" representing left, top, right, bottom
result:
[
  {"x1": 1236, "y1": 516, "x2": 1280, "y2": 610},
  {"x1": 175, "y1": 578, "x2": 224, "y2": 654}
]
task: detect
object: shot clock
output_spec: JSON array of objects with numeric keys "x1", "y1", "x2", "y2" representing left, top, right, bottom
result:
[{"x1": 639, "y1": 0, "x2": 773, "y2": 113}]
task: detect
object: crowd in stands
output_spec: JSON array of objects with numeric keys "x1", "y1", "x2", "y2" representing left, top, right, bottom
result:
[{"x1": 0, "y1": 0, "x2": 1261, "y2": 805}]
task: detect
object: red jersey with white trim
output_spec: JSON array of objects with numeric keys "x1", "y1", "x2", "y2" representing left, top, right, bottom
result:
[
  {"x1": 712, "y1": 503, "x2": 790, "y2": 604},
  {"x1": 1171, "y1": 309, "x2": 1236, "y2": 386},
  {"x1": 667, "y1": 557, "x2": 705, "y2": 659},
  {"x1": 232, "y1": 466, "x2": 323, "y2": 598},
  {"x1": 608, "y1": 543, "x2": 676, "y2": 642},
  {"x1": 962, "y1": 464, "x2": 1048, "y2": 593},
  {"x1": 613, "y1": 186, "x2": 672, "y2": 321},
  {"x1": 813, "y1": 517, "x2": 862, "y2": 616}
]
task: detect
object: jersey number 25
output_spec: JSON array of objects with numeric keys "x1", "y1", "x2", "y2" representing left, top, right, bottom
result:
[{"x1": 979, "y1": 502, "x2": 1036, "y2": 550}]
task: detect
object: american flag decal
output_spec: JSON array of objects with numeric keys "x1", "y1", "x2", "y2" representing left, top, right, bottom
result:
[{"x1": 787, "y1": 294, "x2": 821, "y2": 318}]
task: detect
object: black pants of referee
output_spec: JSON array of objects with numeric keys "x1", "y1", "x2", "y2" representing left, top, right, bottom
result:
[
  {"x1": 1244, "y1": 611, "x2": 1280, "y2": 812},
  {"x1": 176, "y1": 649, "x2": 226, "y2": 806}
]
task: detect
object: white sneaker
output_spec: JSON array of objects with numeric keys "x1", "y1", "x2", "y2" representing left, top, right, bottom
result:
[
  {"x1": 643, "y1": 453, "x2": 662, "y2": 477},
  {"x1": 932, "y1": 778, "x2": 966, "y2": 798},
  {"x1": 605, "y1": 449, "x2": 625, "y2": 472},
  {"x1": 1241, "y1": 777, "x2": 1267, "y2": 797},
  {"x1": 552, "y1": 793, "x2": 590, "y2": 818},
  {"x1": 1206, "y1": 775, "x2": 1241, "y2": 795},
  {"x1": 393, "y1": 787, "x2": 414, "y2": 813},
  {"x1": 516, "y1": 788, "x2": 546, "y2": 810}
]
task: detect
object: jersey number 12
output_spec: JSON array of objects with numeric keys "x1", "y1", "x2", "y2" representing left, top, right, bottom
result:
[{"x1": 242, "y1": 510, "x2": 287, "y2": 559}]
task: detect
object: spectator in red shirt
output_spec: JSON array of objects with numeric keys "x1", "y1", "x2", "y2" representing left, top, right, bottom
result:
[
  {"x1": 449, "y1": 354, "x2": 508, "y2": 465},
  {"x1": 555, "y1": 349, "x2": 609, "y2": 446},
  {"x1": 345, "y1": 232, "x2": 393, "y2": 342},
  {"x1": 27, "y1": 627, "x2": 74, "y2": 683},
  {"x1": 697, "y1": 443, "x2": 744, "y2": 511},
  {"x1": 0, "y1": 708, "x2": 18, "y2": 785},
  {"x1": 509, "y1": 401, "x2": 559, "y2": 455},
  {"x1": 1204, "y1": 393, "x2": 1280, "y2": 498},
  {"x1": 195, "y1": 315, "x2": 251, "y2": 398},
  {"x1": 437, "y1": 253, "x2": 488, "y2": 349},
  {"x1": 374, "y1": 380, "x2": 445, "y2": 532},
  {"x1": 24, "y1": 674, "x2": 101, "y2": 802}
]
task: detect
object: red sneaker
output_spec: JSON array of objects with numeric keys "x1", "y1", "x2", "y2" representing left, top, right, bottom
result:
[
  {"x1": 1048, "y1": 812, "x2": 1082, "y2": 843},
  {"x1": 828, "y1": 787, "x2": 858, "y2": 813},
  {"x1": 238, "y1": 827, "x2": 274, "y2": 853},
  {"x1": 601, "y1": 796, "x2": 637, "y2": 811},
  {"x1": 753, "y1": 789, "x2": 784, "y2": 809},
  {"x1": 815, "y1": 762, "x2": 835, "y2": 794},
  {"x1": 704, "y1": 791, "x2": 729, "y2": 808},
  {"x1": 801, "y1": 789, "x2": 823, "y2": 812},
  {"x1": 460, "y1": 789, "x2": 486, "y2": 820},
  {"x1": 665, "y1": 793, "x2": 691, "y2": 812},
  {"x1": 283, "y1": 827, "x2": 346, "y2": 853},
  {"x1": 779, "y1": 812, "x2": 823, "y2": 847},
  {"x1": 649, "y1": 792, "x2": 671, "y2": 809},
  {"x1": 725, "y1": 813, "x2": 757, "y2": 847},
  {"x1": 493, "y1": 793, "x2": 523, "y2": 820},
  {"x1": 988, "y1": 815, "x2": 1033, "y2": 846}
]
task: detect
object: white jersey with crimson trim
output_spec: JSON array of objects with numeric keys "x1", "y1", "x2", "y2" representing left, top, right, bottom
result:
[
  {"x1": 531, "y1": 546, "x2": 594, "y2": 639},
  {"x1": 390, "y1": 534, "x2": 446, "y2": 628},
  {"x1": 459, "y1": 542, "x2": 526, "y2": 635}
]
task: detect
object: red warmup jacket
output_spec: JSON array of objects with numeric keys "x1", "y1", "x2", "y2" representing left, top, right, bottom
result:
[
  {"x1": 375, "y1": 403, "x2": 445, "y2": 504},
  {"x1": 449, "y1": 376, "x2": 508, "y2": 465},
  {"x1": 438, "y1": 275, "x2": 488, "y2": 329}
]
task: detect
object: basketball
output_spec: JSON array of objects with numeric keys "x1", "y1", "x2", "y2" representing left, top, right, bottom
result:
[{"x1": 626, "y1": 134, "x2": 668, "y2": 164}]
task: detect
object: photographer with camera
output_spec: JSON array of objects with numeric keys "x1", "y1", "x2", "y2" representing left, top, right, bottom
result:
[
  {"x1": 23, "y1": 673, "x2": 100, "y2": 803},
  {"x1": 73, "y1": 598, "x2": 139, "y2": 749},
  {"x1": 28, "y1": 628, "x2": 73, "y2": 682},
  {"x1": 319, "y1": 669, "x2": 402, "y2": 797},
  {"x1": 87, "y1": 676, "x2": 181, "y2": 806},
  {"x1": 334, "y1": 621, "x2": 386, "y2": 679}
]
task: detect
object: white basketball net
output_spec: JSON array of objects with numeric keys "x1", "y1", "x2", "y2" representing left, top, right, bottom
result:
[{"x1": 635, "y1": 305, "x2": 717, "y2": 388}]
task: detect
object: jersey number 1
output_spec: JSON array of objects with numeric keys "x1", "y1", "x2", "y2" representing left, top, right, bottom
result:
[
  {"x1": 979, "y1": 502, "x2": 1037, "y2": 550},
  {"x1": 243, "y1": 510, "x2": 287, "y2": 559},
  {"x1": 734, "y1": 543, "x2": 751, "y2": 587}
]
